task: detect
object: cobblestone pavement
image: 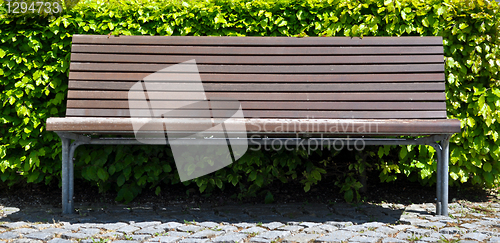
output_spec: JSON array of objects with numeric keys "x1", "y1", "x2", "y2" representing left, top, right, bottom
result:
[{"x1": 0, "y1": 200, "x2": 499, "y2": 242}]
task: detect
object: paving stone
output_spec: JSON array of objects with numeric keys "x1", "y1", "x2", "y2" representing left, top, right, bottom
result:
[
  {"x1": 324, "y1": 221, "x2": 353, "y2": 229},
  {"x1": 47, "y1": 239, "x2": 73, "y2": 243},
  {"x1": 61, "y1": 232, "x2": 90, "y2": 239},
  {"x1": 234, "y1": 223, "x2": 255, "y2": 229},
  {"x1": 2, "y1": 222, "x2": 27, "y2": 229},
  {"x1": 1, "y1": 207, "x2": 20, "y2": 216},
  {"x1": 381, "y1": 238, "x2": 406, "y2": 243},
  {"x1": 249, "y1": 237, "x2": 271, "y2": 243},
  {"x1": 212, "y1": 233, "x2": 247, "y2": 243},
  {"x1": 197, "y1": 222, "x2": 220, "y2": 228},
  {"x1": 78, "y1": 228, "x2": 101, "y2": 235},
  {"x1": 101, "y1": 222, "x2": 128, "y2": 231},
  {"x1": 348, "y1": 236, "x2": 380, "y2": 242},
  {"x1": 299, "y1": 222, "x2": 321, "y2": 228},
  {"x1": 303, "y1": 226, "x2": 328, "y2": 234},
  {"x1": 240, "y1": 227, "x2": 268, "y2": 234},
  {"x1": 375, "y1": 226, "x2": 398, "y2": 236},
  {"x1": 24, "y1": 231, "x2": 54, "y2": 241},
  {"x1": 390, "y1": 225, "x2": 412, "y2": 231},
  {"x1": 116, "y1": 225, "x2": 140, "y2": 234},
  {"x1": 261, "y1": 222, "x2": 284, "y2": 230},
  {"x1": 399, "y1": 218, "x2": 429, "y2": 225},
  {"x1": 132, "y1": 221, "x2": 161, "y2": 229},
  {"x1": 135, "y1": 226, "x2": 165, "y2": 235},
  {"x1": 12, "y1": 228, "x2": 37, "y2": 234},
  {"x1": 439, "y1": 227, "x2": 466, "y2": 234},
  {"x1": 258, "y1": 230, "x2": 291, "y2": 240},
  {"x1": 167, "y1": 231, "x2": 191, "y2": 237},
  {"x1": 147, "y1": 236, "x2": 181, "y2": 242},
  {"x1": 41, "y1": 228, "x2": 70, "y2": 234},
  {"x1": 419, "y1": 237, "x2": 440, "y2": 242},
  {"x1": 279, "y1": 225, "x2": 304, "y2": 232},
  {"x1": 0, "y1": 231, "x2": 20, "y2": 239},
  {"x1": 417, "y1": 221, "x2": 446, "y2": 229},
  {"x1": 177, "y1": 224, "x2": 204, "y2": 233},
  {"x1": 461, "y1": 223, "x2": 478, "y2": 229},
  {"x1": 157, "y1": 222, "x2": 184, "y2": 231},
  {"x1": 218, "y1": 225, "x2": 238, "y2": 232},
  {"x1": 282, "y1": 233, "x2": 320, "y2": 243},
  {"x1": 112, "y1": 240, "x2": 140, "y2": 243},
  {"x1": 12, "y1": 239, "x2": 43, "y2": 243},
  {"x1": 463, "y1": 232, "x2": 489, "y2": 241},
  {"x1": 489, "y1": 236, "x2": 500, "y2": 242},
  {"x1": 129, "y1": 234, "x2": 151, "y2": 241},
  {"x1": 179, "y1": 238, "x2": 209, "y2": 243},
  {"x1": 344, "y1": 225, "x2": 367, "y2": 232},
  {"x1": 405, "y1": 228, "x2": 432, "y2": 237},
  {"x1": 188, "y1": 229, "x2": 224, "y2": 238},
  {"x1": 360, "y1": 231, "x2": 386, "y2": 238},
  {"x1": 315, "y1": 231, "x2": 355, "y2": 242}
]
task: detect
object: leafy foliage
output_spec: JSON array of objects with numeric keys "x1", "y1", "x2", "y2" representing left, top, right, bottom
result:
[{"x1": 0, "y1": 0, "x2": 499, "y2": 203}]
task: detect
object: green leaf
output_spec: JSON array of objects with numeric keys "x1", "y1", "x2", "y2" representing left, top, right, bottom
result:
[
  {"x1": 155, "y1": 186, "x2": 161, "y2": 195},
  {"x1": 97, "y1": 168, "x2": 108, "y2": 181},
  {"x1": 483, "y1": 162, "x2": 492, "y2": 172},
  {"x1": 264, "y1": 191, "x2": 274, "y2": 203},
  {"x1": 0, "y1": 49, "x2": 5, "y2": 58},
  {"x1": 344, "y1": 189, "x2": 354, "y2": 202}
]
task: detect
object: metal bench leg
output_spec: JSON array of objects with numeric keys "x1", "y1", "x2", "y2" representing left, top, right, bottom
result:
[
  {"x1": 432, "y1": 142, "x2": 443, "y2": 215},
  {"x1": 60, "y1": 137, "x2": 71, "y2": 214},
  {"x1": 440, "y1": 136, "x2": 451, "y2": 216}
]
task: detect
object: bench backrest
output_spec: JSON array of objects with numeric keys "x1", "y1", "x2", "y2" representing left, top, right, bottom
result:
[{"x1": 67, "y1": 35, "x2": 447, "y2": 120}]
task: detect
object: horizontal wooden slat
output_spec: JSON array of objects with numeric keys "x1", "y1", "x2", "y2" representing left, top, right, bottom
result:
[
  {"x1": 46, "y1": 117, "x2": 461, "y2": 135},
  {"x1": 70, "y1": 63, "x2": 445, "y2": 73},
  {"x1": 68, "y1": 81, "x2": 445, "y2": 92},
  {"x1": 70, "y1": 53, "x2": 445, "y2": 64},
  {"x1": 66, "y1": 100, "x2": 446, "y2": 110},
  {"x1": 66, "y1": 109, "x2": 447, "y2": 119},
  {"x1": 71, "y1": 45, "x2": 444, "y2": 55},
  {"x1": 72, "y1": 35, "x2": 444, "y2": 46},
  {"x1": 67, "y1": 91, "x2": 446, "y2": 101},
  {"x1": 68, "y1": 72, "x2": 446, "y2": 82}
]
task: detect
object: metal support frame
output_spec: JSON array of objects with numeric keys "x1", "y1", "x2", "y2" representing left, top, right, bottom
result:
[{"x1": 55, "y1": 132, "x2": 452, "y2": 215}]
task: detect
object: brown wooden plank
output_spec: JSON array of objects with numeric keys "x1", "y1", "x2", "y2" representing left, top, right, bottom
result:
[
  {"x1": 46, "y1": 117, "x2": 461, "y2": 134},
  {"x1": 66, "y1": 108, "x2": 447, "y2": 119},
  {"x1": 68, "y1": 91, "x2": 446, "y2": 101},
  {"x1": 71, "y1": 45, "x2": 444, "y2": 55},
  {"x1": 68, "y1": 72, "x2": 446, "y2": 82},
  {"x1": 66, "y1": 100, "x2": 446, "y2": 110},
  {"x1": 68, "y1": 81, "x2": 445, "y2": 92},
  {"x1": 70, "y1": 63, "x2": 445, "y2": 73},
  {"x1": 70, "y1": 53, "x2": 445, "y2": 64},
  {"x1": 72, "y1": 35, "x2": 444, "y2": 46}
]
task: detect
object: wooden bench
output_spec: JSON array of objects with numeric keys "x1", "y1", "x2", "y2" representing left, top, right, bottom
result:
[{"x1": 47, "y1": 34, "x2": 461, "y2": 215}]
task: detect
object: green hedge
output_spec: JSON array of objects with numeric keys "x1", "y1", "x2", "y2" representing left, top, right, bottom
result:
[{"x1": 0, "y1": 0, "x2": 499, "y2": 202}]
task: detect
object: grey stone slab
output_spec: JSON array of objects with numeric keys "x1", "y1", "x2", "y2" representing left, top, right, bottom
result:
[
  {"x1": 419, "y1": 237, "x2": 440, "y2": 242},
  {"x1": 463, "y1": 232, "x2": 489, "y2": 241},
  {"x1": 147, "y1": 236, "x2": 181, "y2": 243},
  {"x1": 47, "y1": 239, "x2": 73, "y2": 243},
  {"x1": 261, "y1": 222, "x2": 284, "y2": 230},
  {"x1": 61, "y1": 232, "x2": 90, "y2": 239},
  {"x1": 405, "y1": 228, "x2": 432, "y2": 237},
  {"x1": 179, "y1": 238, "x2": 209, "y2": 243},
  {"x1": 490, "y1": 236, "x2": 500, "y2": 242},
  {"x1": 129, "y1": 234, "x2": 151, "y2": 241},
  {"x1": 0, "y1": 231, "x2": 20, "y2": 239},
  {"x1": 157, "y1": 222, "x2": 184, "y2": 231},
  {"x1": 42, "y1": 228, "x2": 70, "y2": 234},
  {"x1": 31, "y1": 224, "x2": 54, "y2": 230},
  {"x1": 279, "y1": 225, "x2": 304, "y2": 232},
  {"x1": 375, "y1": 226, "x2": 398, "y2": 236},
  {"x1": 460, "y1": 223, "x2": 478, "y2": 229},
  {"x1": 303, "y1": 226, "x2": 328, "y2": 234},
  {"x1": 12, "y1": 228, "x2": 37, "y2": 234},
  {"x1": 299, "y1": 222, "x2": 321, "y2": 228},
  {"x1": 390, "y1": 225, "x2": 412, "y2": 231},
  {"x1": 325, "y1": 221, "x2": 353, "y2": 229},
  {"x1": 136, "y1": 226, "x2": 166, "y2": 235},
  {"x1": 132, "y1": 221, "x2": 162, "y2": 229},
  {"x1": 439, "y1": 227, "x2": 466, "y2": 234},
  {"x1": 249, "y1": 237, "x2": 271, "y2": 243},
  {"x1": 348, "y1": 236, "x2": 380, "y2": 243},
  {"x1": 25, "y1": 232, "x2": 54, "y2": 241},
  {"x1": 258, "y1": 230, "x2": 291, "y2": 240},
  {"x1": 233, "y1": 223, "x2": 254, "y2": 229},
  {"x1": 399, "y1": 218, "x2": 429, "y2": 225},
  {"x1": 381, "y1": 238, "x2": 406, "y2": 243},
  {"x1": 101, "y1": 222, "x2": 128, "y2": 231},
  {"x1": 112, "y1": 241, "x2": 140, "y2": 243},
  {"x1": 315, "y1": 231, "x2": 355, "y2": 242},
  {"x1": 100, "y1": 231, "x2": 123, "y2": 238},
  {"x1": 12, "y1": 239, "x2": 43, "y2": 243},
  {"x1": 188, "y1": 229, "x2": 224, "y2": 238},
  {"x1": 177, "y1": 224, "x2": 204, "y2": 233},
  {"x1": 2, "y1": 222, "x2": 27, "y2": 229},
  {"x1": 282, "y1": 233, "x2": 320, "y2": 243},
  {"x1": 417, "y1": 221, "x2": 446, "y2": 229},
  {"x1": 218, "y1": 225, "x2": 238, "y2": 232},
  {"x1": 197, "y1": 222, "x2": 220, "y2": 229},
  {"x1": 240, "y1": 227, "x2": 268, "y2": 234},
  {"x1": 116, "y1": 225, "x2": 140, "y2": 234},
  {"x1": 343, "y1": 225, "x2": 367, "y2": 232},
  {"x1": 1, "y1": 207, "x2": 20, "y2": 215},
  {"x1": 361, "y1": 231, "x2": 386, "y2": 238},
  {"x1": 212, "y1": 233, "x2": 247, "y2": 243},
  {"x1": 78, "y1": 228, "x2": 101, "y2": 235},
  {"x1": 167, "y1": 231, "x2": 191, "y2": 237}
]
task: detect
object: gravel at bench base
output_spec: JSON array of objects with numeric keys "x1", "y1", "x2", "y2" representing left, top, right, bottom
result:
[{"x1": 1, "y1": 201, "x2": 500, "y2": 242}]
